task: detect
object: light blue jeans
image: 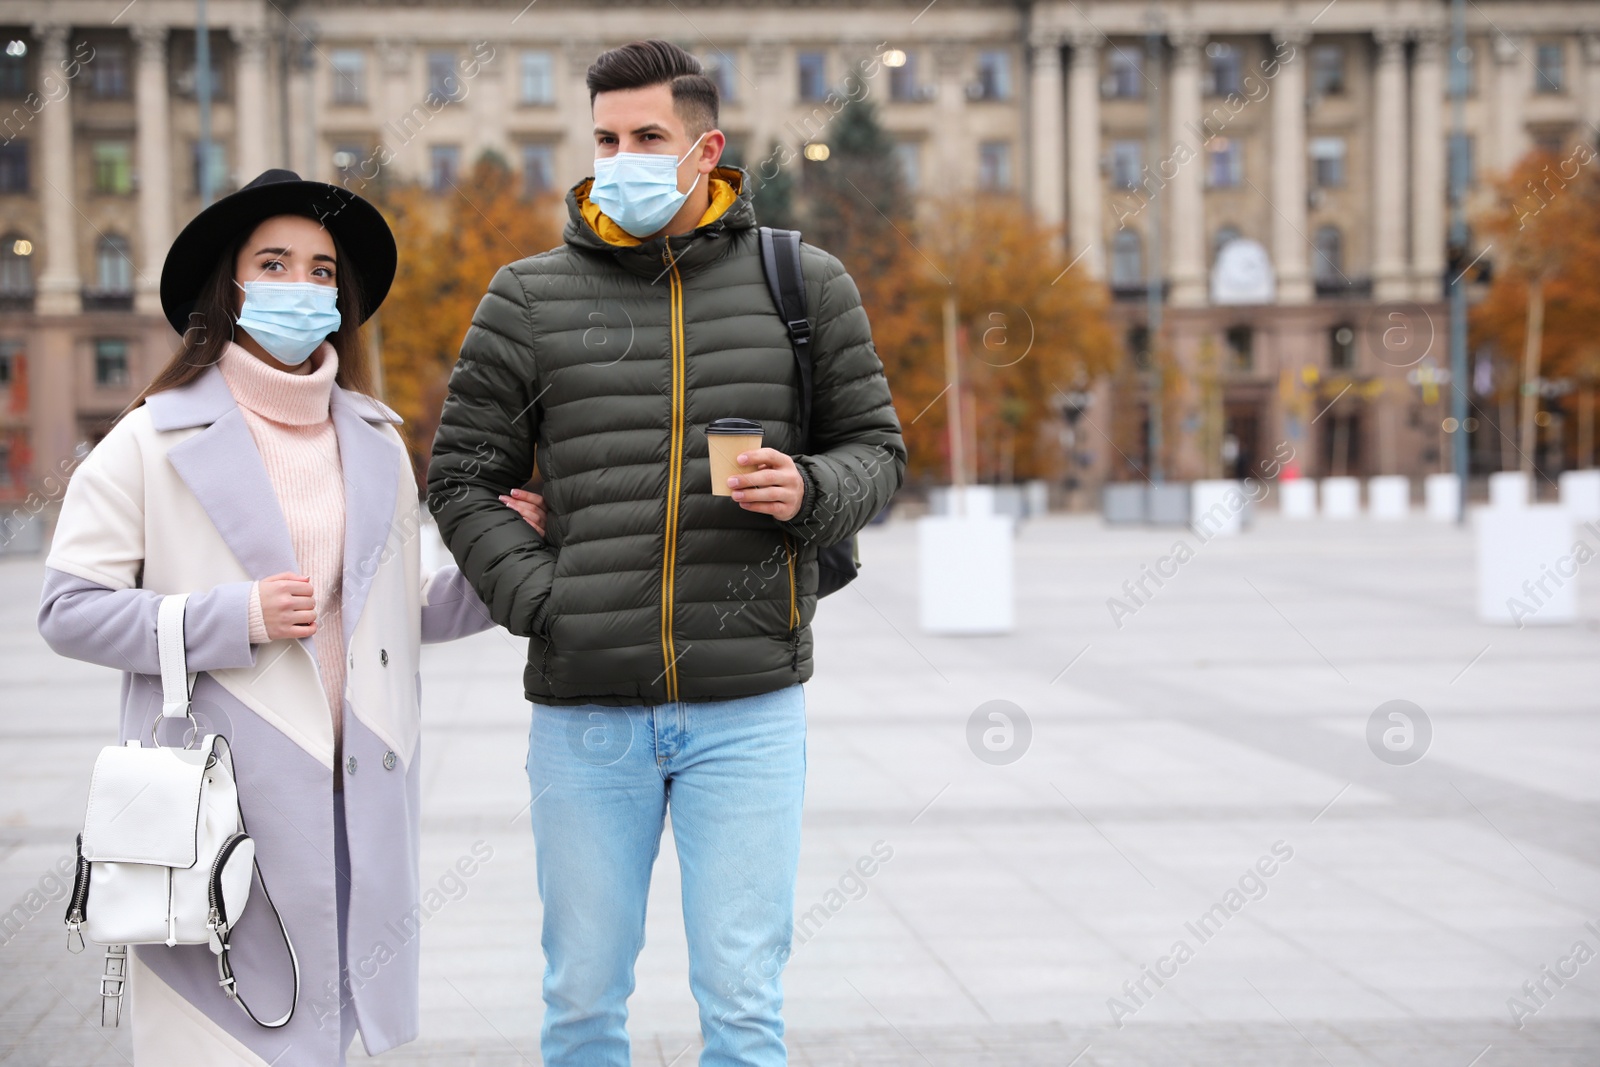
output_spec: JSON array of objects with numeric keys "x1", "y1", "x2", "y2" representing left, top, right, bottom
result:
[{"x1": 526, "y1": 684, "x2": 807, "y2": 1067}]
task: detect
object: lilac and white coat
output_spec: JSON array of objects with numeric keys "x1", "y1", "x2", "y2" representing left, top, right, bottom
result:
[{"x1": 37, "y1": 362, "x2": 496, "y2": 1064}]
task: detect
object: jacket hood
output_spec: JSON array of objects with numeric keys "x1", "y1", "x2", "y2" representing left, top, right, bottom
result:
[{"x1": 565, "y1": 164, "x2": 755, "y2": 269}]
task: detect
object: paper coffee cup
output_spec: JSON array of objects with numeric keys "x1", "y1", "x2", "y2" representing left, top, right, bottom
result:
[{"x1": 707, "y1": 418, "x2": 763, "y2": 496}]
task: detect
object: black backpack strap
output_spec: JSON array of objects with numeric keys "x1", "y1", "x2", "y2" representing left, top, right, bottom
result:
[{"x1": 759, "y1": 226, "x2": 813, "y2": 450}]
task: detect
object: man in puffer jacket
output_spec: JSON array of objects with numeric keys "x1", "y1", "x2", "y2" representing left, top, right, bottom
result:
[{"x1": 428, "y1": 38, "x2": 905, "y2": 1067}]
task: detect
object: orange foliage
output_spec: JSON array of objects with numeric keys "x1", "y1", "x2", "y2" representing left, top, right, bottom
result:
[
  {"x1": 855, "y1": 194, "x2": 1118, "y2": 485},
  {"x1": 372, "y1": 156, "x2": 564, "y2": 481},
  {"x1": 1472, "y1": 147, "x2": 1600, "y2": 401}
]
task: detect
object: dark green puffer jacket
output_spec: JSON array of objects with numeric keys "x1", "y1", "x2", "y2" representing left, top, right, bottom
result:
[{"x1": 427, "y1": 165, "x2": 907, "y2": 706}]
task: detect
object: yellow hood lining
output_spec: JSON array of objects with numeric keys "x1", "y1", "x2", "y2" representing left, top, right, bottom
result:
[{"x1": 578, "y1": 166, "x2": 743, "y2": 248}]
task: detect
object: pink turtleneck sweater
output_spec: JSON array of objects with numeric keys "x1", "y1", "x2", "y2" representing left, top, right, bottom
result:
[{"x1": 217, "y1": 340, "x2": 349, "y2": 768}]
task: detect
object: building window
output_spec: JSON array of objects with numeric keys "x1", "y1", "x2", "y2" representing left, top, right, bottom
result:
[
  {"x1": 889, "y1": 51, "x2": 924, "y2": 102},
  {"x1": 975, "y1": 49, "x2": 1011, "y2": 100},
  {"x1": 191, "y1": 140, "x2": 228, "y2": 195},
  {"x1": 0, "y1": 142, "x2": 28, "y2": 192},
  {"x1": 1535, "y1": 42, "x2": 1565, "y2": 94},
  {"x1": 1205, "y1": 42, "x2": 1240, "y2": 96},
  {"x1": 92, "y1": 141, "x2": 132, "y2": 195},
  {"x1": 1310, "y1": 136, "x2": 1345, "y2": 188},
  {"x1": 1212, "y1": 225, "x2": 1241, "y2": 264},
  {"x1": 1111, "y1": 230, "x2": 1143, "y2": 288},
  {"x1": 0, "y1": 40, "x2": 27, "y2": 98},
  {"x1": 1450, "y1": 132, "x2": 1475, "y2": 190},
  {"x1": 0, "y1": 234, "x2": 31, "y2": 304},
  {"x1": 175, "y1": 40, "x2": 226, "y2": 100},
  {"x1": 521, "y1": 143, "x2": 554, "y2": 197},
  {"x1": 701, "y1": 50, "x2": 736, "y2": 103},
  {"x1": 94, "y1": 338, "x2": 129, "y2": 388},
  {"x1": 95, "y1": 233, "x2": 134, "y2": 295},
  {"x1": 1110, "y1": 140, "x2": 1142, "y2": 190},
  {"x1": 1310, "y1": 45, "x2": 1345, "y2": 96},
  {"x1": 331, "y1": 49, "x2": 366, "y2": 105},
  {"x1": 1224, "y1": 325, "x2": 1253, "y2": 372},
  {"x1": 1313, "y1": 225, "x2": 1343, "y2": 284},
  {"x1": 90, "y1": 44, "x2": 130, "y2": 98},
  {"x1": 893, "y1": 140, "x2": 920, "y2": 191},
  {"x1": 978, "y1": 141, "x2": 1012, "y2": 190},
  {"x1": 1105, "y1": 48, "x2": 1142, "y2": 99},
  {"x1": 1127, "y1": 324, "x2": 1150, "y2": 370},
  {"x1": 798, "y1": 51, "x2": 826, "y2": 102},
  {"x1": 519, "y1": 50, "x2": 553, "y2": 105},
  {"x1": 0, "y1": 338, "x2": 17, "y2": 385},
  {"x1": 427, "y1": 51, "x2": 462, "y2": 103},
  {"x1": 1329, "y1": 324, "x2": 1356, "y2": 370},
  {"x1": 430, "y1": 144, "x2": 459, "y2": 190},
  {"x1": 1207, "y1": 138, "x2": 1242, "y2": 187}
]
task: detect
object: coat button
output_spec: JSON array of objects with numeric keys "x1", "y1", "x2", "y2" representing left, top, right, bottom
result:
[
  {"x1": 379, "y1": 649, "x2": 388, "y2": 666},
  {"x1": 346, "y1": 756, "x2": 357, "y2": 775},
  {"x1": 383, "y1": 750, "x2": 396, "y2": 771}
]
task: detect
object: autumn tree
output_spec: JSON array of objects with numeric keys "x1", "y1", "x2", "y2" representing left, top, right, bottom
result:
[
  {"x1": 373, "y1": 151, "x2": 564, "y2": 481},
  {"x1": 1472, "y1": 146, "x2": 1600, "y2": 471}
]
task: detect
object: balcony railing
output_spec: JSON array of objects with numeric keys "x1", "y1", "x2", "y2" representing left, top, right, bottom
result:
[
  {"x1": 1314, "y1": 276, "x2": 1374, "y2": 300},
  {"x1": 81, "y1": 288, "x2": 135, "y2": 311},
  {"x1": 0, "y1": 289, "x2": 35, "y2": 313}
]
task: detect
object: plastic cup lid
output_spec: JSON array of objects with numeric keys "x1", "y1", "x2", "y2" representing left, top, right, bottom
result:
[{"x1": 706, "y1": 418, "x2": 763, "y2": 435}]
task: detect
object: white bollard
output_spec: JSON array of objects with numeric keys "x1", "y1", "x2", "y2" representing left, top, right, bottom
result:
[
  {"x1": 1025, "y1": 479, "x2": 1050, "y2": 518},
  {"x1": 1368, "y1": 476, "x2": 1411, "y2": 520},
  {"x1": 1425, "y1": 473, "x2": 1461, "y2": 522},
  {"x1": 1489, "y1": 471, "x2": 1530, "y2": 509},
  {"x1": 1280, "y1": 479, "x2": 1317, "y2": 519},
  {"x1": 1190, "y1": 480, "x2": 1247, "y2": 537},
  {"x1": 1320, "y1": 477, "x2": 1362, "y2": 519},
  {"x1": 1475, "y1": 504, "x2": 1577, "y2": 625},
  {"x1": 918, "y1": 514, "x2": 1014, "y2": 634},
  {"x1": 1559, "y1": 470, "x2": 1600, "y2": 521}
]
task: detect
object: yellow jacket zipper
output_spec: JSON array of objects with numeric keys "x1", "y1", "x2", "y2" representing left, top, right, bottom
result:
[
  {"x1": 783, "y1": 533, "x2": 798, "y2": 632},
  {"x1": 660, "y1": 239, "x2": 686, "y2": 701}
]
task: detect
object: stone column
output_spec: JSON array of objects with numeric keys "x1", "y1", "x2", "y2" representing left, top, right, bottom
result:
[
  {"x1": 375, "y1": 38, "x2": 416, "y2": 181},
  {"x1": 467, "y1": 42, "x2": 508, "y2": 167},
  {"x1": 1372, "y1": 27, "x2": 1408, "y2": 301},
  {"x1": 1169, "y1": 29, "x2": 1206, "y2": 306},
  {"x1": 1028, "y1": 33, "x2": 1066, "y2": 233},
  {"x1": 31, "y1": 24, "x2": 79, "y2": 314},
  {"x1": 748, "y1": 39, "x2": 783, "y2": 171},
  {"x1": 1270, "y1": 26, "x2": 1311, "y2": 304},
  {"x1": 232, "y1": 26, "x2": 270, "y2": 181},
  {"x1": 133, "y1": 24, "x2": 172, "y2": 317},
  {"x1": 1411, "y1": 26, "x2": 1446, "y2": 302},
  {"x1": 1492, "y1": 32, "x2": 1527, "y2": 173},
  {"x1": 1066, "y1": 30, "x2": 1103, "y2": 278},
  {"x1": 932, "y1": 42, "x2": 967, "y2": 193},
  {"x1": 1582, "y1": 33, "x2": 1600, "y2": 143}
]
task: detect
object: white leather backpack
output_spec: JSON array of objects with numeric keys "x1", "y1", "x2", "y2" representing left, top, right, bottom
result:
[{"x1": 65, "y1": 593, "x2": 299, "y2": 1028}]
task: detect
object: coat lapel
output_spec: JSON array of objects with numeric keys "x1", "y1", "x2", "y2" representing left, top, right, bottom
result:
[
  {"x1": 330, "y1": 383, "x2": 403, "y2": 650},
  {"x1": 158, "y1": 371, "x2": 300, "y2": 580}
]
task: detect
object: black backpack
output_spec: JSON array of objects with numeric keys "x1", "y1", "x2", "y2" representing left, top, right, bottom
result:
[{"x1": 757, "y1": 226, "x2": 859, "y2": 598}]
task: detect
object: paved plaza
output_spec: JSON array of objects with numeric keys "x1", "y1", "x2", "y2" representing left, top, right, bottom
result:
[{"x1": 2, "y1": 511, "x2": 1599, "y2": 1065}]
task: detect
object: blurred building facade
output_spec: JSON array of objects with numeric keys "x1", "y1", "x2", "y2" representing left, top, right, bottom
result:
[{"x1": 0, "y1": 0, "x2": 1596, "y2": 503}]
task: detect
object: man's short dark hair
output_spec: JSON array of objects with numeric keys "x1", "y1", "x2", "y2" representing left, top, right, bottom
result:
[{"x1": 587, "y1": 40, "x2": 719, "y2": 137}]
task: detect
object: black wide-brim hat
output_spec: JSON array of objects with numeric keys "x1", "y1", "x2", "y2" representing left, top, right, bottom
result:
[{"x1": 159, "y1": 168, "x2": 396, "y2": 335}]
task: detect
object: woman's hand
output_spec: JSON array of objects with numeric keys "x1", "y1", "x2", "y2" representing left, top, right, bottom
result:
[
  {"x1": 501, "y1": 488, "x2": 547, "y2": 537},
  {"x1": 260, "y1": 572, "x2": 317, "y2": 640}
]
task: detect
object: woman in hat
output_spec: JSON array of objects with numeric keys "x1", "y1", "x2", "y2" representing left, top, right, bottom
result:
[{"x1": 37, "y1": 170, "x2": 542, "y2": 1064}]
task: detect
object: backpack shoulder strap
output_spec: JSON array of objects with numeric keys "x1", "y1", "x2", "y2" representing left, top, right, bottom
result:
[{"x1": 758, "y1": 226, "x2": 813, "y2": 450}]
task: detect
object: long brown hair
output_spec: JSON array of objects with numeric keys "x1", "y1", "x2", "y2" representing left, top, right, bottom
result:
[{"x1": 121, "y1": 215, "x2": 376, "y2": 423}]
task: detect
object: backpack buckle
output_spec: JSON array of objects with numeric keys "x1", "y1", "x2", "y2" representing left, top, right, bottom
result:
[{"x1": 786, "y1": 318, "x2": 812, "y2": 346}]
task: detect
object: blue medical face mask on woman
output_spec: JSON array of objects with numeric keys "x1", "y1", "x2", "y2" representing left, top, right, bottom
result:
[
  {"x1": 233, "y1": 279, "x2": 343, "y2": 366},
  {"x1": 589, "y1": 132, "x2": 709, "y2": 239}
]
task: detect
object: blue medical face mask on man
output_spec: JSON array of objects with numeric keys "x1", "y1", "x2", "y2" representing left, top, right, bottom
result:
[
  {"x1": 233, "y1": 279, "x2": 343, "y2": 366},
  {"x1": 589, "y1": 132, "x2": 709, "y2": 239}
]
